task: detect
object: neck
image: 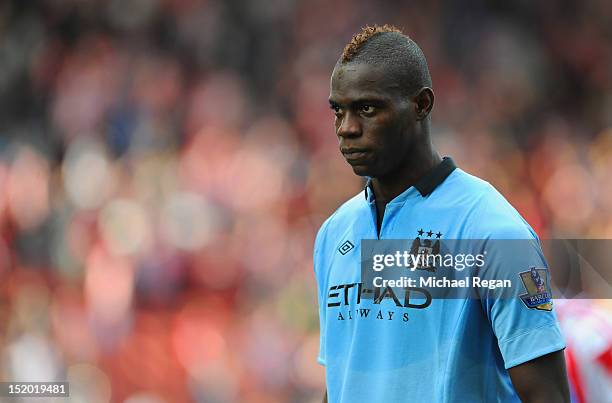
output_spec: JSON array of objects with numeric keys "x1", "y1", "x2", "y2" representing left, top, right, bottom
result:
[{"x1": 371, "y1": 140, "x2": 441, "y2": 203}]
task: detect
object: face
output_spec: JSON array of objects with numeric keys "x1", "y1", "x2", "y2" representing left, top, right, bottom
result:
[{"x1": 329, "y1": 62, "x2": 417, "y2": 179}]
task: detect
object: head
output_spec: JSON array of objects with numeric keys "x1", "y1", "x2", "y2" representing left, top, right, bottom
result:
[{"x1": 329, "y1": 24, "x2": 434, "y2": 179}]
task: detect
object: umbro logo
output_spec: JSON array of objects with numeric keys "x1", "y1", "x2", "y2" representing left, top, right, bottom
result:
[{"x1": 338, "y1": 240, "x2": 354, "y2": 255}]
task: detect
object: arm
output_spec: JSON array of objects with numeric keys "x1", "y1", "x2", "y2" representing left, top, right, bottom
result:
[{"x1": 508, "y1": 350, "x2": 570, "y2": 403}]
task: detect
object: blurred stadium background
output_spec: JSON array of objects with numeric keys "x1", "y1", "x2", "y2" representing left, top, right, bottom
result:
[{"x1": 0, "y1": 0, "x2": 611, "y2": 402}]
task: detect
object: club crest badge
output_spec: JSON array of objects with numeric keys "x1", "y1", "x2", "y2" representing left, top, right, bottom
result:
[
  {"x1": 518, "y1": 267, "x2": 553, "y2": 311},
  {"x1": 410, "y1": 229, "x2": 442, "y2": 272}
]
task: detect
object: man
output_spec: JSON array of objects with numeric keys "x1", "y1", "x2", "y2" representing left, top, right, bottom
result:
[{"x1": 314, "y1": 25, "x2": 570, "y2": 402}]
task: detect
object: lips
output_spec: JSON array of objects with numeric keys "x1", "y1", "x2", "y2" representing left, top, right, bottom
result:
[{"x1": 341, "y1": 148, "x2": 370, "y2": 162}]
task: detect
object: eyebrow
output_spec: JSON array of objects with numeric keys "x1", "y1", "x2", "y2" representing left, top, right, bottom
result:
[{"x1": 328, "y1": 97, "x2": 388, "y2": 108}]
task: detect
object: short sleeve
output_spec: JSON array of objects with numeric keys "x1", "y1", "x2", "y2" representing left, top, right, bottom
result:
[
  {"x1": 317, "y1": 291, "x2": 327, "y2": 366},
  {"x1": 480, "y1": 235, "x2": 566, "y2": 369},
  {"x1": 314, "y1": 220, "x2": 330, "y2": 366}
]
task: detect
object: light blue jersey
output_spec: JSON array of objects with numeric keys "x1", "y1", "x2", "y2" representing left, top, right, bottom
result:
[{"x1": 314, "y1": 158, "x2": 565, "y2": 402}]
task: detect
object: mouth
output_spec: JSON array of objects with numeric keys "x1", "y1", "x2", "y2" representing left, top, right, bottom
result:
[{"x1": 341, "y1": 148, "x2": 370, "y2": 163}]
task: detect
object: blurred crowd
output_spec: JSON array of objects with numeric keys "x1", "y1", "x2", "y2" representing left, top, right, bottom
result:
[{"x1": 0, "y1": 0, "x2": 611, "y2": 402}]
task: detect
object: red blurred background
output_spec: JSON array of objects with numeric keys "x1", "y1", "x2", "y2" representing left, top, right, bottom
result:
[{"x1": 0, "y1": 1, "x2": 611, "y2": 402}]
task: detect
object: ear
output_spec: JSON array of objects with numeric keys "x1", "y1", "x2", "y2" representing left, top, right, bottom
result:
[{"x1": 414, "y1": 87, "x2": 434, "y2": 121}]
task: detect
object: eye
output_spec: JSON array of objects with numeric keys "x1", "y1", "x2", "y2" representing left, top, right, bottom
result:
[
  {"x1": 360, "y1": 104, "x2": 375, "y2": 115},
  {"x1": 330, "y1": 104, "x2": 342, "y2": 116}
]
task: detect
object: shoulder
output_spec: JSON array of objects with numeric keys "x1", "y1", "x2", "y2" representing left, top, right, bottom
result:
[
  {"x1": 313, "y1": 190, "x2": 366, "y2": 278},
  {"x1": 315, "y1": 190, "x2": 366, "y2": 251},
  {"x1": 448, "y1": 169, "x2": 538, "y2": 240}
]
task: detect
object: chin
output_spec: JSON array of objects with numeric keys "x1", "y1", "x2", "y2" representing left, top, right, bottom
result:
[{"x1": 349, "y1": 165, "x2": 373, "y2": 177}]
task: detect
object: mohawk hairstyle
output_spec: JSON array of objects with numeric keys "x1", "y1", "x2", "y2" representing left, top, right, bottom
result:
[
  {"x1": 342, "y1": 24, "x2": 402, "y2": 63},
  {"x1": 337, "y1": 24, "x2": 432, "y2": 96}
]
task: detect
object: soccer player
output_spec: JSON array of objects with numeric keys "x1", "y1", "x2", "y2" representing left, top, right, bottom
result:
[{"x1": 314, "y1": 25, "x2": 570, "y2": 402}]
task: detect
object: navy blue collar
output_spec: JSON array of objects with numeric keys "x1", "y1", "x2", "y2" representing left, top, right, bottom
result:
[{"x1": 364, "y1": 157, "x2": 457, "y2": 199}]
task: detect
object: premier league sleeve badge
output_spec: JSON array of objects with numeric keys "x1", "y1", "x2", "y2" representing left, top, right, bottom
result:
[{"x1": 518, "y1": 266, "x2": 553, "y2": 311}]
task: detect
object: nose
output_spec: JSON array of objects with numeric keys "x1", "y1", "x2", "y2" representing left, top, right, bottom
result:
[{"x1": 337, "y1": 111, "x2": 361, "y2": 138}]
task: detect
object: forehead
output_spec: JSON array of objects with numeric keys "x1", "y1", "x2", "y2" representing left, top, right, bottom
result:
[{"x1": 329, "y1": 62, "x2": 402, "y2": 102}]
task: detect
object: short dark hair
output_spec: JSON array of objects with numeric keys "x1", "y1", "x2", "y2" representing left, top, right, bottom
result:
[{"x1": 340, "y1": 24, "x2": 432, "y2": 96}]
